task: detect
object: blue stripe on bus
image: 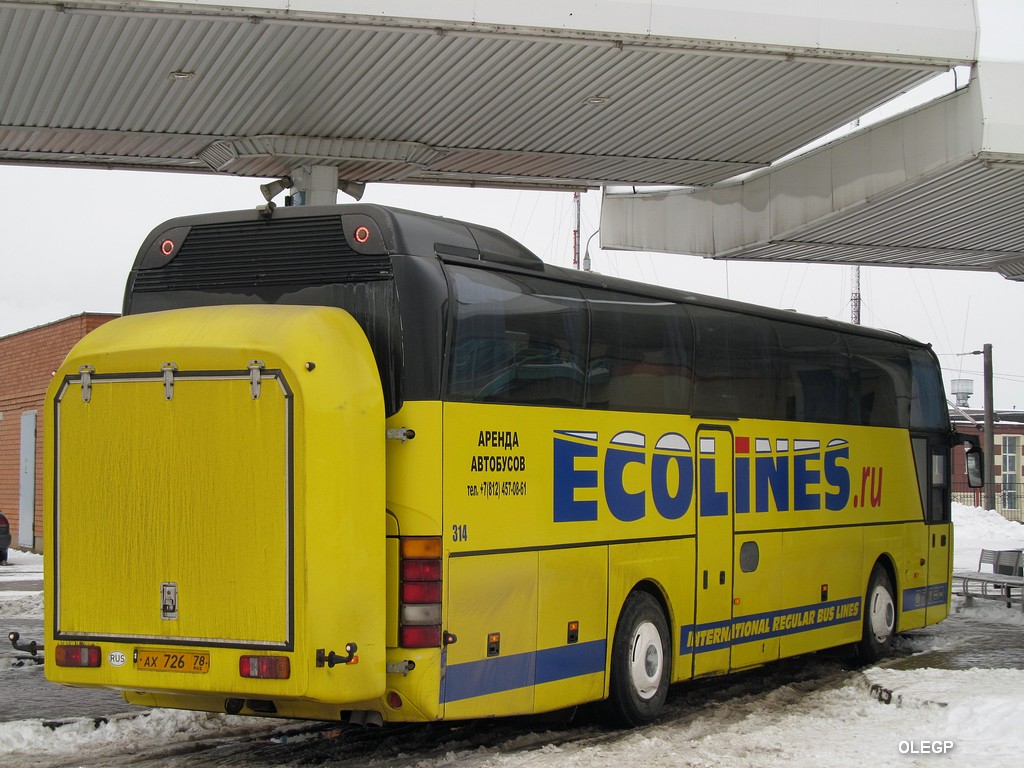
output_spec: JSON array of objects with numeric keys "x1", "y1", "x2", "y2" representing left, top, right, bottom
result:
[
  {"x1": 902, "y1": 583, "x2": 948, "y2": 611},
  {"x1": 679, "y1": 596, "x2": 863, "y2": 655},
  {"x1": 442, "y1": 639, "x2": 607, "y2": 703},
  {"x1": 440, "y1": 585, "x2": 946, "y2": 703}
]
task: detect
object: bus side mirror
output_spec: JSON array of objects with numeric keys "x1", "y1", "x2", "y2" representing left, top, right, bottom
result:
[{"x1": 965, "y1": 444, "x2": 984, "y2": 489}]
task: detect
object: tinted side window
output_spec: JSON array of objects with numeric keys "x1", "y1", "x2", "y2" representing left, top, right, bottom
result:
[
  {"x1": 846, "y1": 336, "x2": 912, "y2": 428},
  {"x1": 690, "y1": 307, "x2": 782, "y2": 420},
  {"x1": 585, "y1": 290, "x2": 693, "y2": 414},
  {"x1": 774, "y1": 322, "x2": 850, "y2": 424},
  {"x1": 909, "y1": 349, "x2": 948, "y2": 430},
  {"x1": 446, "y1": 266, "x2": 585, "y2": 407}
]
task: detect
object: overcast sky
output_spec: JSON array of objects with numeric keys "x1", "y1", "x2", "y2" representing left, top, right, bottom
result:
[
  {"x1": 1, "y1": 0, "x2": 1021, "y2": 411},
  {"x1": 2, "y1": 166, "x2": 1020, "y2": 411}
]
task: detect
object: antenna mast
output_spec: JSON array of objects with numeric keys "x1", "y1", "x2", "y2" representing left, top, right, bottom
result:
[
  {"x1": 573, "y1": 191, "x2": 581, "y2": 269},
  {"x1": 851, "y1": 265, "x2": 861, "y2": 325}
]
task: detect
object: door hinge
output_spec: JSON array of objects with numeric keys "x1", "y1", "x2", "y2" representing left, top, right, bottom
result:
[
  {"x1": 79, "y1": 365, "x2": 95, "y2": 403},
  {"x1": 249, "y1": 360, "x2": 265, "y2": 399},
  {"x1": 161, "y1": 362, "x2": 177, "y2": 400}
]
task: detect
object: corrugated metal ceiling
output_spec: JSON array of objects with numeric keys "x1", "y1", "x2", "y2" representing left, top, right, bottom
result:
[
  {"x1": 600, "y1": 67, "x2": 1024, "y2": 285},
  {"x1": 9, "y1": 0, "x2": 1019, "y2": 281},
  {"x1": 0, "y1": 2, "x2": 961, "y2": 188},
  {"x1": 719, "y1": 160, "x2": 1024, "y2": 278}
]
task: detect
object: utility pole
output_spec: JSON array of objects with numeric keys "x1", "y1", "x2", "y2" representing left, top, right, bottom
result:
[
  {"x1": 981, "y1": 343, "x2": 996, "y2": 511},
  {"x1": 959, "y1": 345, "x2": 997, "y2": 511}
]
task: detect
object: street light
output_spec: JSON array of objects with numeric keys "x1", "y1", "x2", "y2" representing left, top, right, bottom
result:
[{"x1": 583, "y1": 230, "x2": 599, "y2": 272}]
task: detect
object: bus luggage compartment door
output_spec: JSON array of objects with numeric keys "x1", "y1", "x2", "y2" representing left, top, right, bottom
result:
[
  {"x1": 52, "y1": 370, "x2": 293, "y2": 651},
  {"x1": 46, "y1": 305, "x2": 387, "y2": 705}
]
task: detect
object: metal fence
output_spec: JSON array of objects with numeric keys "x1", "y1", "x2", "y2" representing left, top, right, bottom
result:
[{"x1": 952, "y1": 482, "x2": 1024, "y2": 523}]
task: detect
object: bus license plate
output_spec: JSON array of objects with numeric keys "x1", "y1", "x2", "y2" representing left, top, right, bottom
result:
[{"x1": 135, "y1": 649, "x2": 210, "y2": 673}]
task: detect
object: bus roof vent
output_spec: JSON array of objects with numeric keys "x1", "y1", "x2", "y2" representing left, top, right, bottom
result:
[
  {"x1": 467, "y1": 224, "x2": 544, "y2": 269},
  {"x1": 433, "y1": 223, "x2": 545, "y2": 270}
]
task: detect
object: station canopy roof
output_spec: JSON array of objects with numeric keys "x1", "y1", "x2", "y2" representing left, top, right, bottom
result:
[{"x1": 2, "y1": 1, "x2": 1021, "y2": 277}]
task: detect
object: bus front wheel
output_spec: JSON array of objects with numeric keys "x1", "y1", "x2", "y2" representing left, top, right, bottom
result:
[
  {"x1": 858, "y1": 564, "x2": 896, "y2": 662},
  {"x1": 607, "y1": 591, "x2": 670, "y2": 727}
]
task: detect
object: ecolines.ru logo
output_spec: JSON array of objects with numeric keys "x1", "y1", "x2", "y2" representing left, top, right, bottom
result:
[{"x1": 553, "y1": 430, "x2": 853, "y2": 523}]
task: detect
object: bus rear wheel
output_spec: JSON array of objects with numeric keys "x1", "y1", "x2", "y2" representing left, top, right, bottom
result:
[
  {"x1": 857, "y1": 564, "x2": 896, "y2": 663},
  {"x1": 607, "y1": 591, "x2": 670, "y2": 727}
]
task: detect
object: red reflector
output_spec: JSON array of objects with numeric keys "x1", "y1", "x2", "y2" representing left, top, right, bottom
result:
[
  {"x1": 400, "y1": 625, "x2": 441, "y2": 648},
  {"x1": 354, "y1": 225, "x2": 371, "y2": 244},
  {"x1": 402, "y1": 559, "x2": 442, "y2": 581},
  {"x1": 239, "y1": 655, "x2": 291, "y2": 679},
  {"x1": 55, "y1": 645, "x2": 101, "y2": 668},
  {"x1": 161, "y1": 239, "x2": 175, "y2": 256},
  {"x1": 401, "y1": 581, "x2": 442, "y2": 603}
]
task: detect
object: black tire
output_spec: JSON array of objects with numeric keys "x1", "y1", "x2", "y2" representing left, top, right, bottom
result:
[
  {"x1": 857, "y1": 564, "x2": 896, "y2": 663},
  {"x1": 606, "y1": 591, "x2": 670, "y2": 727}
]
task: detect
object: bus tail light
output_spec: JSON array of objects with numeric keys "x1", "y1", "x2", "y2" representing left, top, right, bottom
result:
[
  {"x1": 399, "y1": 624, "x2": 442, "y2": 648},
  {"x1": 55, "y1": 645, "x2": 101, "y2": 668},
  {"x1": 239, "y1": 655, "x2": 291, "y2": 679},
  {"x1": 401, "y1": 581, "x2": 442, "y2": 604},
  {"x1": 399, "y1": 536, "x2": 443, "y2": 648}
]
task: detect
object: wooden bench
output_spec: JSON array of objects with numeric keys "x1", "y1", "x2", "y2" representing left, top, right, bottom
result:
[{"x1": 954, "y1": 549, "x2": 1024, "y2": 610}]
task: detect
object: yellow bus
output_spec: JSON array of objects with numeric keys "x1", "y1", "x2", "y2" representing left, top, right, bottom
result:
[{"x1": 45, "y1": 204, "x2": 965, "y2": 727}]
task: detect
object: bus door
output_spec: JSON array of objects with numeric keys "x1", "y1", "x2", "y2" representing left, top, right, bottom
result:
[
  {"x1": 917, "y1": 435, "x2": 952, "y2": 624},
  {"x1": 691, "y1": 426, "x2": 735, "y2": 677}
]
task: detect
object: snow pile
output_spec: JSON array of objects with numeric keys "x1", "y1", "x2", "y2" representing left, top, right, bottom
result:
[
  {"x1": 952, "y1": 503, "x2": 1024, "y2": 570},
  {"x1": 0, "y1": 591, "x2": 41, "y2": 620},
  {"x1": 0, "y1": 709, "x2": 272, "y2": 758}
]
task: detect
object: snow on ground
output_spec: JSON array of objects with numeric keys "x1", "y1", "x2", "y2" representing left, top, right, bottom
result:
[
  {"x1": 486, "y1": 670, "x2": 1024, "y2": 768},
  {"x1": 2, "y1": 503, "x2": 1024, "y2": 766},
  {"x1": 0, "y1": 548, "x2": 43, "y2": 619},
  {"x1": 0, "y1": 548, "x2": 43, "y2": 573},
  {"x1": 0, "y1": 545, "x2": 43, "y2": 579}
]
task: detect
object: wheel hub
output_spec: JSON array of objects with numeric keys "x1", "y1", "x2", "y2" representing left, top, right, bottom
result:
[
  {"x1": 630, "y1": 621, "x2": 664, "y2": 700},
  {"x1": 869, "y1": 584, "x2": 895, "y2": 643}
]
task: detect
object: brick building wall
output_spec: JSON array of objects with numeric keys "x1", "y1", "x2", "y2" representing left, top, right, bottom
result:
[
  {"x1": 0, "y1": 313, "x2": 117, "y2": 552},
  {"x1": 950, "y1": 414, "x2": 1024, "y2": 476},
  {"x1": 950, "y1": 410, "x2": 1024, "y2": 520}
]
